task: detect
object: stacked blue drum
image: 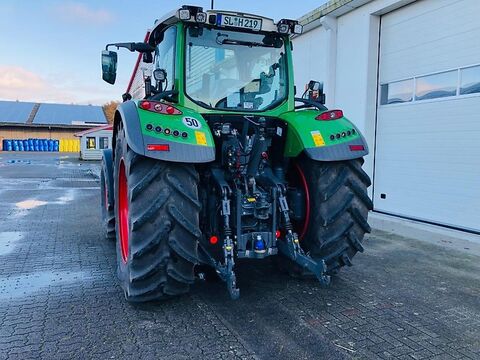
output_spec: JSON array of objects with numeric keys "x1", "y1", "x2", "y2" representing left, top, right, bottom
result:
[{"x1": 2, "y1": 138, "x2": 60, "y2": 152}]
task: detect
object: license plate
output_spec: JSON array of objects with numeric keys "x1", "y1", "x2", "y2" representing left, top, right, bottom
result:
[{"x1": 218, "y1": 14, "x2": 262, "y2": 31}]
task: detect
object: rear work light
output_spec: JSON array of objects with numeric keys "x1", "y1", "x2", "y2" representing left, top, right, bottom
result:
[
  {"x1": 179, "y1": 9, "x2": 191, "y2": 20},
  {"x1": 147, "y1": 144, "x2": 170, "y2": 152},
  {"x1": 195, "y1": 12, "x2": 207, "y2": 23},
  {"x1": 278, "y1": 23, "x2": 290, "y2": 34},
  {"x1": 316, "y1": 110, "x2": 343, "y2": 121},
  {"x1": 139, "y1": 100, "x2": 182, "y2": 115},
  {"x1": 349, "y1": 145, "x2": 365, "y2": 151},
  {"x1": 277, "y1": 19, "x2": 303, "y2": 34},
  {"x1": 178, "y1": 6, "x2": 204, "y2": 22}
]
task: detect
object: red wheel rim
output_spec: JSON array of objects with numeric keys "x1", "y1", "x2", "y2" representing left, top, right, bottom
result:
[
  {"x1": 294, "y1": 163, "x2": 310, "y2": 240},
  {"x1": 118, "y1": 159, "x2": 129, "y2": 263}
]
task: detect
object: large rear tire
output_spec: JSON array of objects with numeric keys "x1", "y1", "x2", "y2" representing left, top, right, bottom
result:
[
  {"x1": 114, "y1": 124, "x2": 201, "y2": 302},
  {"x1": 294, "y1": 157, "x2": 373, "y2": 275}
]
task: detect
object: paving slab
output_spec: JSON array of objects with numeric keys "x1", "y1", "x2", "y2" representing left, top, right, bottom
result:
[{"x1": 0, "y1": 152, "x2": 478, "y2": 360}]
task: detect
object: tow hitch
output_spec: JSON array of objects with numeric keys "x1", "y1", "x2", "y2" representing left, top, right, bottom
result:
[
  {"x1": 276, "y1": 230, "x2": 331, "y2": 287},
  {"x1": 198, "y1": 183, "x2": 330, "y2": 300}
]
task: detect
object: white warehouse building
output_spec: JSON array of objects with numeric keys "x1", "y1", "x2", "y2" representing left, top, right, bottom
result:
[{"x1": 293, "y1": 0, "x2": 480, "y2": 234}]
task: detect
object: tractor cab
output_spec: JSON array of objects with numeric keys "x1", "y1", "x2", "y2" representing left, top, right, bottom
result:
[{"x1": 102, "y1": 6, "x2": 309, "y2": 113}]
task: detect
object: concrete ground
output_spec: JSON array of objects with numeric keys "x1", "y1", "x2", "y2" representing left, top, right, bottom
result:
[{"x1": 0, "y1": 152, "x2": 479, "y2": 360}]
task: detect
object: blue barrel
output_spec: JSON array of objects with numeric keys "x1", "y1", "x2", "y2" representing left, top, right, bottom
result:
[
  {"x1": 39, "y1": 139, "x2": 44, "y2": 151},
  {"x1": 1, "y1": 140, "x2": 5, "y2": 151},
  {"x1": 48, "y1": 139, "x2": 54, "y2": 151},
  {"x1": 34, "y1": 139, "x2": 39, "y2": 151},
  {"x1": 18, "y1": 141, "x2": 24, "y2": 151},
  {"x1": 43, "y1": 140, "x2": 48, "y2": 151},
  {"x1": 53, "y1": 140, "x2": 59, "y2": 152},
  {"x1": 23, "y1": 140, "x2": 29, "y2": 151},
  {"x1": 28, "y1": 139, "x2": 34, "y2": 150},
  {"x1": 13, "y1": 140, "x2": 19, "y2": 151},
  {"x1": 6, "y1": 140, "x2": 12, "y2": 151}
]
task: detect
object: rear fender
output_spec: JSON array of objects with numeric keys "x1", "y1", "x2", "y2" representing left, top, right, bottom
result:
[
  {"x1": 278, "y1": 110, "x2": 369, "y2": 161},
  {"x1": 113, "y1": 100, "x2": 215, "y2": 163}
]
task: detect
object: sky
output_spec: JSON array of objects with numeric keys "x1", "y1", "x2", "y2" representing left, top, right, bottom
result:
[{"x1": 0, "y1": 0, "x2": 326, "y2": 106}]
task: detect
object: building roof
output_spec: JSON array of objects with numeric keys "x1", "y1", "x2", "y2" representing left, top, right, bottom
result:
[
  {"x1": 75, "y1": 124, "x2": 113, "y2": 137},
  {"x1": 298, "y1": 0, "x2": 374, "y2": 29},
  {"x1": 0, "y1": 101, "x2": 36, "y2": 124},
  {"x1": 33, "y1": 103, "x2": 107, "y2": 126},
  {"x1": 0, "y1": 100, "x2": 108, "y2": 128}
]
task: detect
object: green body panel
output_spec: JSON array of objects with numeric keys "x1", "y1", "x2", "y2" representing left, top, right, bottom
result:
[
  {"x1": 121, "y1": 22, "x2": 367, "y2": 161},
  {"x1": 279, "y1": 110, "x2": 361, "y2": 157},
  {"x1": 138, "y1": 101, "x2": 215, "y2": 148}
]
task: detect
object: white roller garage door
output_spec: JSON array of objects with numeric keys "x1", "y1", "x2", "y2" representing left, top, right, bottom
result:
[{"x1": 374, "y1": 0, "x2": 480, "y2": 232}]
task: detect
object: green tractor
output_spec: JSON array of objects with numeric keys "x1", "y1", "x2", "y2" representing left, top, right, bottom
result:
[{"x1": 100, "y1": 5, "x2": 372, "y2": 301}]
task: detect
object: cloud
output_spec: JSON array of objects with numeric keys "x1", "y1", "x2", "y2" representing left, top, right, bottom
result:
[
  {"x1": 0, "y1": 66, "x2": 44, "y2": 91},
  {"x1": 0, "y1": 65, "x2": 118, "y2": 105},
  {"x1": 0, "y1": 65, "x2": 75, "y2": 103},
  {"x1": 53, "y1": 2, "x2": 114, "y2": 25}
]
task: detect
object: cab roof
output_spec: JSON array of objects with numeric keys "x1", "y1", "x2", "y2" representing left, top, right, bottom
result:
[{"x1": 148, "y1": 6, "x2": 301, "y2": 45}]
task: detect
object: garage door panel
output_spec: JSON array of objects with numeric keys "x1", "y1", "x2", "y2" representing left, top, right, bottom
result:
[
  {"x1": 375, "y1": 0, "x2": 480, "y2": 232},
  {"x1": 380, "y1": 0, "x2": 480, "y2": 82},
  {"x1": 375, "y1": 99, "x2": 480, "y2": 231}
]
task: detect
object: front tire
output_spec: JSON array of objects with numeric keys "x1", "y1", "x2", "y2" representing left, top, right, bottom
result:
[
  {"x1": 101, "y1": 150, "x2": 115, "y2": 241},
  {"x1": 114, "y1": 125, "x2": 201, "y2": 302},
  {"x1": 295, "y1": 157, "x2": 373, "y2": 275}
]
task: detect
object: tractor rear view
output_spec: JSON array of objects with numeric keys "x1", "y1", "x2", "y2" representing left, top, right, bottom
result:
[{"x1": 100, "y1": 6, "x2": 372, "y2": 301}]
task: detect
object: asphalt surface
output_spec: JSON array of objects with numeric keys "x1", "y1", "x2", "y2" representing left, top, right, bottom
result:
[{"x1": 0, "y1": 152, "x2": 479, "y2": 360}]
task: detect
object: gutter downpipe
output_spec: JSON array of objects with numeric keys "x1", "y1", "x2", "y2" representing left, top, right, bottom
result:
[{"x1": 319, "y1": 15, "x2": 337, "y2": 109}]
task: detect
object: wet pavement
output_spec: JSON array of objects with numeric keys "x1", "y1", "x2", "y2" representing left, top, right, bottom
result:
[{"x1": 0, "y1": 152, "x2": 479, "y2": 360}]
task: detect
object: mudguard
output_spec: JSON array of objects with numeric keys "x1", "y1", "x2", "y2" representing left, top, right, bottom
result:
[
  {"x1": 114, "y1": 100, "x2": 215, "y2": 163},
  {"x1": 278, "y1": 110, "x2": 369, "y2": 161}
]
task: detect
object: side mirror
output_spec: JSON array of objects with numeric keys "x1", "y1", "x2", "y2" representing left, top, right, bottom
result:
[
  {"x1": 101, "y1": 50, "x2": 117, "y2": 85},
  {"x1": 153, "y1": 69, "x2": 167, "y2": 83},
  {"x1": 308, "y1": 80, "x2": 323, "y2": 92},
  {"x1": 153, "y1": 69, "x2": 167, "y2": 92},
  {"x1": 306, "y1": 80, "x2": 326, "y2": 104}
]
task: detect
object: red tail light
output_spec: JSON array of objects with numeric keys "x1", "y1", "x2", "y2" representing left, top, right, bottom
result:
[
  {"x1": 139, "y1": 101, "x2": 182, "y2": 115},
  {"x1": 349, "y1": 145, "x2": 365, "y2": 151},
  {"x1": 140, "y1": 101, "x2": 151, "y2": 110},
  {"x1": 146, "y1": 144, "x2": 170, "y2": 151},
  {"x1": 316, "y1": 110, "x2": 343, "y2": 121}
]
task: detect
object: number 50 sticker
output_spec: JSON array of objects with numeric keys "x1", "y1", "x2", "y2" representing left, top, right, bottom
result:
[{"x1": 183, "y1": 117, "x2": 201, "y2": 129}]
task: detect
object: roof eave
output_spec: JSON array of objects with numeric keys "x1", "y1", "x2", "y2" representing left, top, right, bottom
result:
[
  {"x1": 0, "y1": 123, "x2": 104, "y2": 129},
  {"x1": 297, "y1": 0, "x2": 374, "y2": 33}
]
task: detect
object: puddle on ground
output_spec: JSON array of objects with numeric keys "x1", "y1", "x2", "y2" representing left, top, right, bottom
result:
[
  {"x1": 16, "y1": 199, "x2": 48, "y2": 209},
  {"x1": 55, "y1": 188, "x2": 77, "y2": 204},
  {"x1": 7, "y1": 159, "x2": 31, "y2": 164},
  {"x1": 0, "y1": 232, "x2": 23, "y2": 256},
  {"x1": 0, "y1": 271, "x2": 89, "y2": 300}
]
